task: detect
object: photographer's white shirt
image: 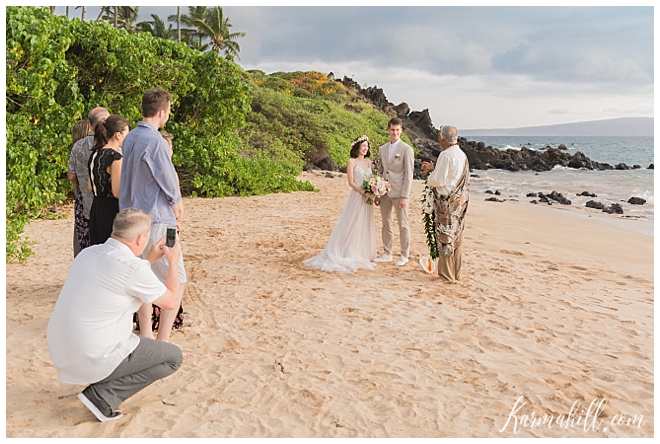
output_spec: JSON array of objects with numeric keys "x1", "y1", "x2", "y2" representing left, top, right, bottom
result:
[{"x1": 47, "y1": 238, "x2": 166, "y2": 384}]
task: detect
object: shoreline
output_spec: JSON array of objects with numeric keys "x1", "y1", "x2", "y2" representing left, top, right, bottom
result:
[
  {"x1": 470, "y1": 188, "x2": 654, "y2": 238},
  {"x1": 5, "y1": 172, "x2": 653, "y2": 437}
]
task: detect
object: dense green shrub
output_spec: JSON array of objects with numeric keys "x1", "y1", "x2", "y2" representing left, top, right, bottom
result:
[
  {"x1": 6, "y1": 8, "x2": 413, "y2": 262},
  {"x1": 5, "y1": 7, "x2": 309, "y2": 262}
]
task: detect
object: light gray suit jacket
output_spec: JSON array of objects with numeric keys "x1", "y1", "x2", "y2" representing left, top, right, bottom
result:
[{"x1": 377, "y1": 140, "x2": 414, "y2": 199}]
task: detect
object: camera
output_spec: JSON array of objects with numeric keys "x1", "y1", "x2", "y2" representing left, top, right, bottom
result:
[{"x1": 166, "y1": 227, "x2": 177, "y2": 248}]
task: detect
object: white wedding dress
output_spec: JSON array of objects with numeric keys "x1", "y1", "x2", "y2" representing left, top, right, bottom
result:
[{"x1": 303, "y1": 166, "x2": 377, "y2": 273}]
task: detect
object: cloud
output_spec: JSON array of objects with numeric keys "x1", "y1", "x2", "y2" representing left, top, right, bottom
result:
[
  {"x1": 226, "y1": 6, "x2": 652, "y2": 88},
  {"x1": 51, "y1": 5, "x2": 654, "y2": 128}
]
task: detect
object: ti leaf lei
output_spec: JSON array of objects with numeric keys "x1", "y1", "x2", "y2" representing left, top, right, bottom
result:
[{"x1": 421, "y1": 173, "x2": 439, "y2": 260}]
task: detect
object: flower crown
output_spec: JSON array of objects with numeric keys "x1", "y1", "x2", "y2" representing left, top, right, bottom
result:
[{"x1": 352, "y1": 135, "x2": 369, "y2": 146}]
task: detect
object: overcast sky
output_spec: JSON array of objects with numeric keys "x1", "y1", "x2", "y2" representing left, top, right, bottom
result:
[{"x1": 52, "y1": 4, "x2": 654, "y2": 130}]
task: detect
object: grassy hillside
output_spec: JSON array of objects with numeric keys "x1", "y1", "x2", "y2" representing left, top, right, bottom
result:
[{"x1": 240, "y1": 70, "x2": 412, "y2": 168}]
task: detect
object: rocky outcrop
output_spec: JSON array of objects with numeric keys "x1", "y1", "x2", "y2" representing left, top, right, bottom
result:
[
  {"x1": 316, "y1": 156, "x2": 337, "y2": 172},
  {"x1": 339, "y1": 76, "x2": 636, "y2": 174}
]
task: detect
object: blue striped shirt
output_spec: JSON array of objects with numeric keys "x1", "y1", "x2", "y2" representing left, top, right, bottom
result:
[{"x1": 119, "y1": 122, "x2": 180, "y2": 224}]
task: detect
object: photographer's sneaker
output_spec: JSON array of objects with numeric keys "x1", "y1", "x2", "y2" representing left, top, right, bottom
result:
[
  {"x1": 78, "y1": 391, "x2": 123, "y2": 422},
  {"x1": 374, "y1": 253, "x2": 393, "y2": 263},
  {"x1": 395, "y1": 256, "x2": 409, "y2": 266}
]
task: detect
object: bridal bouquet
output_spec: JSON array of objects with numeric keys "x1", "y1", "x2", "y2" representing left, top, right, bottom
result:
[{"x1": 362, "y1": 174, "x2": 390, "y2": 205}]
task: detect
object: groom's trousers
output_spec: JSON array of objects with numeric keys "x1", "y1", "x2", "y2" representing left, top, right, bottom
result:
[{"x1": 379, "y1": 194, "x2": 410, "y2": 258}]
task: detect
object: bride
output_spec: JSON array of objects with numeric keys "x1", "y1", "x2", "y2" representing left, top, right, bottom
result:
[{"x1": 303, "y1": 135, "x2": 377, "y2": 273}]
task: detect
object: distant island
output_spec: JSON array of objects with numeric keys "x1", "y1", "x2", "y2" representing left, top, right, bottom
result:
[{"x1": 461, "y1": 117, "x2": 653, "y2": 137}]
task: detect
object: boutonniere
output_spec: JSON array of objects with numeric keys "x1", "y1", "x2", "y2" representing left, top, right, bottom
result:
[{"x1": 395, "y1": 153, "x2": 401, "y2": 159}]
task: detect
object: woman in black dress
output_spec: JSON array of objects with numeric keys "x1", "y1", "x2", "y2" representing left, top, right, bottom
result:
[{"x1": 87, "y1": 115, "x2": 130, "y2": 245}]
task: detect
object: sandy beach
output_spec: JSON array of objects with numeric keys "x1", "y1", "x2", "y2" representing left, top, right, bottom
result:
[{"x1": 5, "y1": 171, "x2": 654, "y2": 438}]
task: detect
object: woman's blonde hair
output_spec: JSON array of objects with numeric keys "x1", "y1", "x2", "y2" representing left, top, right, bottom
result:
[{"x1": 72, "y1": 119, "x2": 91, "y2": 146}]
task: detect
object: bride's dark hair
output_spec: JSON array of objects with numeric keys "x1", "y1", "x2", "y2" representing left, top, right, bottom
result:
[{"x1": 350, "y1": 136, "x2": 370, "y2": 158}]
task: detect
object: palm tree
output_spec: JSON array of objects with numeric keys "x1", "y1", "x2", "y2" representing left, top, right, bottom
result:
[
  {"x1": 101, "y1": 6, "x2": 141, "y2": 33},
  {"x1": 96, "y1": 6, "x2": 108, "y2": 21},
  {"x1": 137, "y1": 14, "x2": 176, "y2": 40},
  {"x1": 75, "y1": 6, "x2": 87, "y2": 20},
  {"x1": 177, "y1": 6, "x2": 181, "y2": 43},
  {"x1": 173, "y1": 6, "x2": 207, "y2": 48},
  {"x1": 188, "y1": 7, "x2": 245, "y2": 59}
]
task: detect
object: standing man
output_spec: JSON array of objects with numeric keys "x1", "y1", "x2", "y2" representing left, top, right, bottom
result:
[
  {"x1": 375, "y1": 117, "x2": 414, "y2": 266},
  {"x1": 47, "y1": 208, "x2": 183, "y2": 422},
  {"x1": 119, "y1": 88, "x2": 186, "y2": 342},
  {"x1": 421, "y1": 125, "x2": 470, "y2": 282},
  {"x1": 67, "y1": 107, "x2": 110, "y2": 255}
]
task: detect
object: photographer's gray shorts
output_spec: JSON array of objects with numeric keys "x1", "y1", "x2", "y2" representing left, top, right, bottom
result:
[{"x1": 140, "y1": 222, "x2": 187, "y2": 284}]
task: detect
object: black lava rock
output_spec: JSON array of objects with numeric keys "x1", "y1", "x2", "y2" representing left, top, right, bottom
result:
[
  {"x1": 627, "y1": 197, "x2": 646, "y2": 205},
  {"x1": 586, "y1": 200, "x2": 605, "y2": 210},
  {"x1": 526, "y1": 192, "x2": 538, "y2": 197},
  {"x1": 603, "y1": 203, "x2": 624, "y2": 214},
  {"x1": 317, "y1": 156, "x2": 338, "y2": 171},
  {"x1": 577, "y1": 191, "x2": 597, "y2": 197},
  {"x1": 485, "y1": 197, "x2": 504, "y2": 202},
  {"x1": 548, "y1": 191, "x2": 571, "y2": 205}
]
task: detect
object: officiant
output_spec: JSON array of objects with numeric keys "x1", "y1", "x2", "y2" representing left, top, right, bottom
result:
[{"x1": 420, "y1": 125, "x2": 470, "y2": 282}]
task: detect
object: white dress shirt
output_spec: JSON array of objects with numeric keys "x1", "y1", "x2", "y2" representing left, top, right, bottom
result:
[
  {"x1": 388, "y1": 139, "x2": 399, "y2": 162},
  {"x1": 426, "y1": 144, "x2": 467, "y2": 196},
  {"x1": 47, "y1": 238, "x2": 166, "y2": 384}
]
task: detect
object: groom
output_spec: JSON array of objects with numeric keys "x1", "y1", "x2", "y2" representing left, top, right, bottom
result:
[{"x1": 375, "y1": 117, "x2": 414, "y2": 266}]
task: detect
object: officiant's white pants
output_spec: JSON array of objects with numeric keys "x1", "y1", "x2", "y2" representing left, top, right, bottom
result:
[{"x1": 379, "y1": 194, "x2": 410, "y2": 259}]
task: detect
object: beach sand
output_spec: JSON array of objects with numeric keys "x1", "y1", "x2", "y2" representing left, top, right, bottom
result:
[{"x1": 5, "y1": 171, "x2": 653, "y2": 437}]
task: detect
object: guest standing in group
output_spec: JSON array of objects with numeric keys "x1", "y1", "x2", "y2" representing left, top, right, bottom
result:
[
  {"x1": 87, "y1": 115, "x2": 129, "y2": 245},
  {"x1": 119, "y1": 88, "x2": 187, "y2": 343},
  {"x1": 421, "y1": 125, "x2": 470, "y2": 282},
  {"x1": 133, "y1": 129, "x2": 185, "y2": 334},
  {"x1": 70, "y1": 119, "x2": 92, "y2": 256},
  {"x1": 67, "y1": 107, "x2": 110, "y2": 254}
]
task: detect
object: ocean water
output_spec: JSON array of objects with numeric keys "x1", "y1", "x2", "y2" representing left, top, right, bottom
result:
[
  {"x1": 462, "y1": 136, "x2": 654, "y2": 233},
  {"x1": 466, "y1": 136, "x2": 654, "y2": 167}
]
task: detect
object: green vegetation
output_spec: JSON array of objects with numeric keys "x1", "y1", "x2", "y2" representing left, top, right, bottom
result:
[
  {"x1": 6, "y1": 7, "x2": 410, "y2": 262},
  {"x1": 244, "y1": 70, "x2": 412, "y2": 167}
]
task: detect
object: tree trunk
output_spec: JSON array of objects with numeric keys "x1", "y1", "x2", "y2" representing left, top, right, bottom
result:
[
  {"x1": 114, "y1": 6, "x2": 118, "y2": 29},
  {"x1": 66, "y1": 6, "x2": 69, "y2": 18},
  {"x1": 50, "y1": 6, "x2": 56, "y2": 13},
  {"x1": 81, "y1": 6, "x2": 86, "y2": 20},
  {"x1": 177, "y1": 6, "x2": 181, "y2": 43}
]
